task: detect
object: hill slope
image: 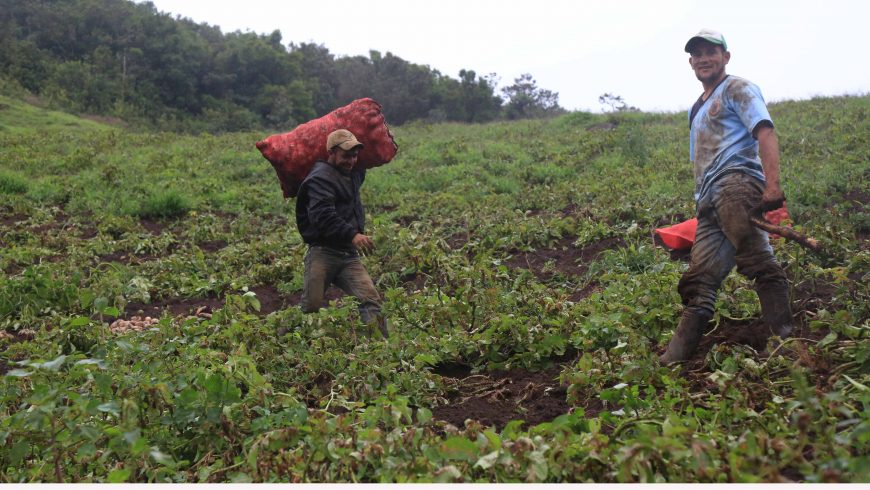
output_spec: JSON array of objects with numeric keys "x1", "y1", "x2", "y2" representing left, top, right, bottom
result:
[
  {"x1": 0, "y1": 96, "x2": 867, "y2": 482},
  {"x1": 0, "y1": 94, "x2": 113, "y2": 135}
]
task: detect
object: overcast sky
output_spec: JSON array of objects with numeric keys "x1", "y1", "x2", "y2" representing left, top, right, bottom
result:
[{"x1": 142, "y1": 0, "x2": 868, "y2": 113}]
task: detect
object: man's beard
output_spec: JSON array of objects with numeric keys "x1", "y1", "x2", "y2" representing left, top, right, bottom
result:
[{"x1": 696, "y1": 68, "x2": 724, "y2": 85}]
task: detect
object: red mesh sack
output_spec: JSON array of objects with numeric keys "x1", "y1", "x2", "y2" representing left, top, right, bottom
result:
[
  {"x1": 256, "y1": 98, "x2": 399, "y2": 198},
  {"x1": 654, "y1": 204, "x2": 790, "y2": 250},
  {"x1": 761, "y1": 203, "x2": 790, "y2": 239}
]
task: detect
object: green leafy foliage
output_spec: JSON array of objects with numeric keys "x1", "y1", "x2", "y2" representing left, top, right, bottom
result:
[
  {"x1": 0, "y1": 169, "x2": 29, "y2": 194},
  {"x1": 137, "y1": 190, "x2": 191, "y2": 219},
  {"x1": 0, "y1": 95, "x2": 867, "y2": 482},
  {"x1": 0, "y1": 1, "x2": 561, "y2": 130}
]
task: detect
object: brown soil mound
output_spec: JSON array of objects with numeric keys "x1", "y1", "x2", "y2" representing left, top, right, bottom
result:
[
  {"x1": 446, "y1": 232, "x2": 468, "y2": 250},
  {"x1": 401, "y1": 272, "x2": 428, "y2": 292},
  {"x1": 432, "y1": 365, "x2": 597, "y2": 431},
  {"x1": 505, "y1": 236, "x2": 625, "y2": 281},
  {"x1": 121, "y1": 284, "x2": 343, "y2": 319},
  {"x1": 842, "y1": 189, "x2": 869, "y2": 212},
  {"x1": 0, "y1": 213, "x2": 28, "y2": 228},
  {"x1": 139, "y1": 218, "x2": 167, "y2": 235},
  {"x1": 197, "y1": 239, "x2": 228, "y2": 253},
  {"x1": 124, "y1": 295, "x2": 225, "y2": 319},
  {"x1": 669, "y1": 273, "x2": 839, "y2": 383},
  {"x1": 97, "y1": 250, "x2": 163, "y2": 264},
  {"x1": 568, "y1": 283, "x2": 600, "y2": 302},
  {"x1": 675, "y1": 318, "x2": 836, "y2": 397}
]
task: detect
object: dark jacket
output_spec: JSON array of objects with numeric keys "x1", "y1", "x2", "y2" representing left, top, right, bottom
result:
[{"x1": 295, "y1": 160, "x2": 366, "y2": 249}]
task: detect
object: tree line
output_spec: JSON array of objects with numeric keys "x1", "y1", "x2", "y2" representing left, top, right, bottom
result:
[{"x1": 0, "y1": 0, "x2": 565, "y2": 131}]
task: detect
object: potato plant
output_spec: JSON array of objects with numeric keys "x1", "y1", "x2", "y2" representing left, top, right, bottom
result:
[{"x1": 0, "y1": 94, "x2": 868, "y2": 482}]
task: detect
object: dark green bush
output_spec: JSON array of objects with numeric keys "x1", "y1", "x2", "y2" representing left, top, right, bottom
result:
[
  {"x1": 0, "y1": 170, "x2": 29, "y2": 194},
  {"x1": 137, "y1": 190, "x2": 191, "y2": 219}
]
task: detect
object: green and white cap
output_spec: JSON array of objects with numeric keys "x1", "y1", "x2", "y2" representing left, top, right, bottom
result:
[{"x1": 685, "y1": 29, "x2": 728, "y2": 52}]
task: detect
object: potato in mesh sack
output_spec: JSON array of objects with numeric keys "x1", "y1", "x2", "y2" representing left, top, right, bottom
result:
[{"x1": 256, "y1": 98, "x2": 398, "y2": 198}]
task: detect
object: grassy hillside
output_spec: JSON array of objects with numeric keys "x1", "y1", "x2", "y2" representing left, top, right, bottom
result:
[
  {"x1": 0, "y1": 95, "x2": 114, "y2": 135},
  {"x1": 0, "y1": 95, "x2": 868, "y2": 482}
]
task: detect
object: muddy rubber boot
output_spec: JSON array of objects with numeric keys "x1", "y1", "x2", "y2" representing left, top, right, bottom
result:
[
  {"x1": 757, "y1": 286, "x2": 793, "y2": 338},
  {"x1": 375, "y1": 317, "x2": 390, "y2": 340},
  {"x1": 659, "y1": 310, "x2": 712, "y2": 364},
  {"x1": 360, "y1": 306, "x2": 389, "y2": 340}
]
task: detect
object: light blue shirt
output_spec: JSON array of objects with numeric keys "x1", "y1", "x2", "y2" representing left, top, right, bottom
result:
[{"x1": 688, "y1": 75, "x2": 772, "y2": 201}]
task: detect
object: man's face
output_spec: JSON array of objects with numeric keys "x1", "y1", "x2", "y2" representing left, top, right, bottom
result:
[
  {"x1": 330, "y1": 147, "x2": 359, "y2": 171},
  {"x1": 688, "y1": 41, "x2": 730, "y2": 85}
]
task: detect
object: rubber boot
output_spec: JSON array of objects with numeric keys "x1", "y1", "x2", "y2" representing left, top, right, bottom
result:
[
  {"x1": 756, "y1": 285, "x2": 793, "y2": 338},
  {"x1": 659, "y1": 310, "x2": 712, "y2": 364},
  {"x1": 374, "y1": 317, "x2": 390, "y2": 339},
  {"x1": 361, "y1": 306, "x2": 389, "y2": 340},
  {"x1": 360, "y1": 317, "x2": 389, "y2": 340}
]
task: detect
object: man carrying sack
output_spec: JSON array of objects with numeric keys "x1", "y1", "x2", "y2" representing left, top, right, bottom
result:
[
  {"x1": 660, "y1": 29, "x2": 793, "y2": 364},
  {"x1": 294, "y1": 129, "x2": 388, "y2": 339}
]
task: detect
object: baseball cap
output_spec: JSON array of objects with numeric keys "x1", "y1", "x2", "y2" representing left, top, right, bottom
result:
[
  {"x1": 685, "y1": 29, "x2": 728, "y2": 52},
  {"x1": 326, "y1": 129, "x2": 364, "y2": 152}
]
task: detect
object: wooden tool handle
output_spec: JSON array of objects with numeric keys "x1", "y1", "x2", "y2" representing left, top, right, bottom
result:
[{"x1": 750, "y1": 216, "x2": 821, "y2": 252}]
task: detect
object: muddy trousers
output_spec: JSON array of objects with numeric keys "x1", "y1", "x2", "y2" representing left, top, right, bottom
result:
[
  {"x1": 666, "y1": 173, "x2": 792, "y2": 360},
  {"x1": 301, "y1": 245, "x2": 387, "y2": 337}
]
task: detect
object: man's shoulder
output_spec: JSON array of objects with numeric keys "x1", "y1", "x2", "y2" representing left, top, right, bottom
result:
[
  {"x1": 299, "y1": 161, "x2": 337, "y2": 194},
  {"x1": 723, "y1": 75, "x2": 763, "y2": 99},
  {"x1": 304, "y1": 161, "x2": 336, "y2": 181}
]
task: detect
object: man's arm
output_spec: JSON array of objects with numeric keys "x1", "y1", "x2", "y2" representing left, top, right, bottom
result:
[
  {"x1": 306, "y1": 175, "x2": 374, "y2": 252},
  {"x1": 755, "y1": 124, "x2": 785, "y2": 212}
]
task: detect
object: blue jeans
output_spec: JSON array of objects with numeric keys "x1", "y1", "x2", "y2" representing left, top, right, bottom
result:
[
  {"x1": 678, "y1": 172, "x2": 789, "y2": 316},
  {"x1": 300, "y1": 245, "x2": 382, "y2": 324}
]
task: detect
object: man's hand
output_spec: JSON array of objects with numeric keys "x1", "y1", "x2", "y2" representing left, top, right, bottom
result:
[
  {"x1": 759, "y1": 185, "x2": 785, "y2": 211},
  {"x1": 753, "y1": 184, "x2": 786, "y2": 216},
  {"x1": 352, "y1": 233, "x2": 374, "y2": 255}
]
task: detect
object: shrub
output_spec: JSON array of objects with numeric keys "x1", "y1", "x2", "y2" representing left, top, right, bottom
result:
[
  {"x1": 137, "y1": 189, "x2": 190, "y2": 219},
  {"x1": 0, "y1": 170, "x2": 29, "y2": 194}
]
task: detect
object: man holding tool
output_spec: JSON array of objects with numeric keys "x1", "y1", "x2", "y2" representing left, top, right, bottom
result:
[{"x1": 660, "y1": 29, "x2": 793, "y2": 364}]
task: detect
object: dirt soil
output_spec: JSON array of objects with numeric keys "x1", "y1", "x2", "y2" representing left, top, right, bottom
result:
[
  {"x1": 505, "y1": 236, "x2": 625, "y2": 282},
  {"x1": 842, "y1": 189, "x2": 869, "y2": 212},
  {"x1": 672, "y1": 273, "x2": 846, "y2": 389},
  {"x1": 503, "y1": 236, "x2": 624, "y2": 302},
  {"x1": 446, "y1": 232, "x2": 468, "y2": 251},
  {"x1": 198, "y1": 239, "x2": 228, "y2": 253},
  {"x1": 432, "y1": 364, "x2": 602, "y2": 431},
  {"x1": 121, "y1": 285, "x2": 344, "y2": 319},
  {"x1": 0, "y1": 213, "x2": 29, "y2": 228},
  {"x1": 97, "y1": 250, "x2": 164, "y2": 265},
  {"x1": 139, "y1": 218, "x2": 167, "y2": 235},
  {"x1": 675, "y1": 318, "x2": 836, "y2": 398},
  {"x1": 401, "y1": 272, "x2": 428, "y2": 292},
  {"x1": 568, "y1": 283, "x2": 601, "y2": 302}
]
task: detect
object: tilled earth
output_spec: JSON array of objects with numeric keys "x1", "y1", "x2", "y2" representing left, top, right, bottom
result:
[
  {"x1": 2, "y1": 209, "x2": 867, "y2": 435},
  {"x1": 504, "y1": 235, "x2": 625, "y2": 302},
  {"x1": 120, "y1": 284, "x2": 345, "y2": 319},
  {"x1": 431, "y1": 364, "x2": 601, "y2": 431}
]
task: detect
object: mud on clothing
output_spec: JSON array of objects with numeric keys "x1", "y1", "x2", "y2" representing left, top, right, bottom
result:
[
  {"x1": 295, "y1": 160, "x2": 366, "y2": 250},
  {"x1": 299, "y1": 245, "x2": 381, "y2": 323},
  {"x1": 689, "y1": 75, "x2": 772, "y2": 202},
  {"x1": 680, "y1": 77, "x2": 792, "y2": 331},
  {"x1": 677, "y1": 172, "x2": 787, "y2": 316},
  {"x1": 294, "y1": 160, "x2": 383, "y2": 325}
]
